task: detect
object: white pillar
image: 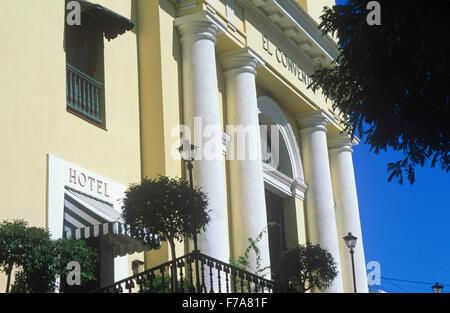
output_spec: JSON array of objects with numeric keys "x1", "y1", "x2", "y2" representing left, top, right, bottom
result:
[
  {"x1": 219, "y1": 48, "x2": 271, "y2": 275},
  {"x1": 296, "y1": 110, "x2": 343, "y2": 293},
  {"x1": 328, "y1": 134, "x2": 368, "y2": 293},
  {"x1": 175, "y1": 12, "x2": 230, "y2": 263}
]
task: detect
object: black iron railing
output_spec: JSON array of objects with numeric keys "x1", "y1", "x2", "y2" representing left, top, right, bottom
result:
[{"x1": 92, "y1": 251, "x2": 274, "y2": 293}]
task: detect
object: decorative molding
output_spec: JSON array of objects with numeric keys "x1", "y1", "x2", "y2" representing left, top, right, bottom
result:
[
  {"x1": 267, "y1": 11, "x2": 283, "y2": 23},
  {"x1": 250, "y1": 0, "x2": 269, "y2": 7},
  {"x1": 219, "y1": 47, "x2": 265, "y2": 75},
  {"x1": 204, "y1": 2, "x2": 217, "y2": 15},
  {"x1": 262, "y1": 163, "x2": 306, "y2": 200},
  {"x1": 311, "y1": 54, "x2": 327, "y2": 66},
  {"x1": 327, "y1": 133, "x2": 360, "y2": 153},
  {"x1": 272, "y1": 0, "x2": 339, "y2": 60},
  {"x1": 295, "y1": 109, "x2": 335, "y2": 132},
  {"x1": 178, "y1": 0, "x2": 199, "y2": 11},
  {"x1": 227, "y1": 22, "x2": 237, "y2": 33},
  {"x1": 291, "y1": 178, "x2": 307, "y2": 199},
  {"x1": 284, "y1": 26, "x2": 299, "y2": 38},
  {"x1": 174, "y1": 10, "x2": 226, "y2": 43},
  {"x1": 298, "y1": 40, "x2": 313, "y2": 51},
  {"x1": 239, "y1": 0, "x2": 339, "y2": 68},
  {"x1": 237, "y1": 0, "x2": 317, "y2": 72}
]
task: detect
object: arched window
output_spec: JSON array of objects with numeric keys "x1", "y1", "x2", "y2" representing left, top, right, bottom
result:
[{"x1": 257, "y1": 96, "x2": 304, "y2": 182}]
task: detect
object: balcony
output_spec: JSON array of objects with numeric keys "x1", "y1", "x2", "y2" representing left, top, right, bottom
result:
[
  {"x1": 92, "y1": 251, "x2": 274, "y2": 293},
  {"x1": 66, "y1": 63, "x2": 103, "y2": 124}
]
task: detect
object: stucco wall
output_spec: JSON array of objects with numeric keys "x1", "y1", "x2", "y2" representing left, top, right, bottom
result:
[{"x1": 0, "y1": 0, "x2": 142, "y2": 290}]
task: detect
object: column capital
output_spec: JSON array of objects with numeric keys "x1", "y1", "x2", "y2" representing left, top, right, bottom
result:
[
  {"x1": 327, "y1": 133, "x2": 360, "y2": 153},
  {"x1": 219, "y1": 47, "x2": 265, "y2": 76},
  {"x1": 295, "y1": 109, "x2": 334, "y2": 133},
  {"x1": 175, "y1": 11, "x2": 226, "y2": 43}
]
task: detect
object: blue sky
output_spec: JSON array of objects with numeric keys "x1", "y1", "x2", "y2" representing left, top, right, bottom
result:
[
  {"x1": 354, "y1": 144, "x2": 450, "y2": 293},
  {"x1": 333, "y1": 0, "x2": 450, "y2": 293}
]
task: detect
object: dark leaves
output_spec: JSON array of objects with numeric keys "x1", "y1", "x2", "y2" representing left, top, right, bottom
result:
[
  {"x1": 0, "y1": 220, "x2": 97, "y2": 293},
  {"x1": 310, "y1": 0, "x2": 450, "y2": 184},
  {"x1": 272, "y1": 243, "x2": 338, "y2": 293},
  {"x1": 121, "y1": 176, "x2": 211, "y2": 248}
]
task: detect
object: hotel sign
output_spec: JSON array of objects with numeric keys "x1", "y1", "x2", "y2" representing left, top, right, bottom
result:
[
  {"x1": 47, "y1": 154, "x2": 127, "y2": 240},
  {"x1": 68, "y1": 167, "x2": 110, "y2": 198},
  {"x1": 262, "y1": 34, "x2": 312, "y2": 88}
]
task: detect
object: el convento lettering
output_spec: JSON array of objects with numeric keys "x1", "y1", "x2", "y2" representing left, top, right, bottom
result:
[{"x1": 262, "y1": 34, "x2": 312, "y2": 89}]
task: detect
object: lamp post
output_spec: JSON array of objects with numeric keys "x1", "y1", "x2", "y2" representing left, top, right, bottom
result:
[
  {"x1": 178, "y1": 140, "x2": 200, "y2": 292},
  {"x1": 343, "y1": 232, "x2": 358, "y2": 293},
  {"x1": 178, "y1": 140, "x2": 199, "y2": 251},
  {"x1": 432, "y1": 282, "x2": 443, "y2": 293}
]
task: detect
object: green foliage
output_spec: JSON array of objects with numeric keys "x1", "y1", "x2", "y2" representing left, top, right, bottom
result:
[
  {"x1": 142, "y1": 274, "x2": 195, "y2": 293},
  {"x1": 0, "y1": 219, "x2": 98, "y2": 293},
  {"x1": 54, "y1": 238, "x2": 98, "y2": 285},
  {"x1": 11, "y1": 226, "x2": 56, "y2": 293},
  {"x1": 0, "y1": 219, "x2": 39, "y2": 293},
  {"x1": 122, "y1": 176, "x2": 210, "y2": 257},
  {"x1": 230, "y1": 223, "x2": 275, "y2": 278},
  {"x1": 272, "y1": 243, "x2": 338, "y2": 293},
  {"x1": 229, "y1": 225, "x2": 274, "y2": 291},
  {"x1": 0, "y1": 220, "x2": 30, "y2": 269},
  {"x1": 309, "y1": 0, "x2": 450, "y2": 184},
  {"x1": 9, "y1": 270, "x2": 29, "y2": 293}
]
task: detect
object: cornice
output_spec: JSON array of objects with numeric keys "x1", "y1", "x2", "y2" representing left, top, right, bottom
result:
[
  {"x1": 238, "y1": 0, "x2": 339, "y2": 68},
  {"x1": 280, "y1": 0, "x2": 339, "y2": 57}
]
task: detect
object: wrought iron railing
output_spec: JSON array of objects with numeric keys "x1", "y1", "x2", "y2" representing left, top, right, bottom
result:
[
  {"x1": 92, "y1": 251, "x2": 274, "y2": 293},
  {"x1": 66, "y1": 63, "x2": 103, "y2": 124}
]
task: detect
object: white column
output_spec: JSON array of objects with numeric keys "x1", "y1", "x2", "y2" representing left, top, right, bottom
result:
[
  {"x1": 328, "y1": 134, "x2": 368, "y2": 293},
  {"x1": 175, "y1": 12, "x2": 230, "y2": 263},
  {"x1": 219, "y1": 48, "x2": 271, "y2": 275},
  {"x1": 296, "y1": 110, "x2": 343, "y2": 293}
]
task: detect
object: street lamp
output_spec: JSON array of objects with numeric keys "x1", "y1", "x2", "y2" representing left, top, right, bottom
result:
[
  {"x1": 432, "y1": 282, "x2": 443, "y2": 293},
  {"x1": 343, "y1": 232, "x2": 358, "y2": 293},
  {"x1": 178, "y1": 140, "x2": 198, "y2": 164},
  {"x1": 178, "y1": 140, "x2": 200, "y2": 292},
  {"x1": 178, "y1": 140, "x2": 198, "y2": 249}
]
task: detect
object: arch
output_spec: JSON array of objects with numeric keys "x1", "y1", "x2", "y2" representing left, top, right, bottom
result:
[{"x1": 257, "y1": 95, "x2": 305, "y2": 183}]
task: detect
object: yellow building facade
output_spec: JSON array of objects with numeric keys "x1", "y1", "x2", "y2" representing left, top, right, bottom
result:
[{"x1": 0, "y1": 0, "x2": 368, "y2": 293}]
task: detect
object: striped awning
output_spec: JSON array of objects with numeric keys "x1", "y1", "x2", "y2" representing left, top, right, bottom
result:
[{"x1": 63, "y1": 187, "x2": 160, "y2": 257}]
